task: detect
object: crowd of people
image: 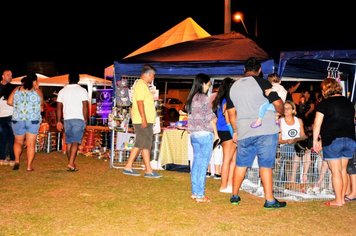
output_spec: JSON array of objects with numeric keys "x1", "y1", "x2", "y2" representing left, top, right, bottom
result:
[
  {"x1": 0, "y1": 70, "x2": 89, "y2": 172},
  {"x1": 173, "y1": 58, "x2": 355, "y2": 207},
  {"x1": 1, "y1": 60, "x2": 355, "y2": 209}
]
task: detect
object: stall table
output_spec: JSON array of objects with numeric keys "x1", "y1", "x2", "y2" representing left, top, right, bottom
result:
[{"x1": 158, "y1": 128, "x2": 193, "y2": 167}]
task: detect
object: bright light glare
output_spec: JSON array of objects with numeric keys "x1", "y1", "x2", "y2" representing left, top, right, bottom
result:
[{"x1": 233, "y1": 12, "x2": 243, "y2": 22}]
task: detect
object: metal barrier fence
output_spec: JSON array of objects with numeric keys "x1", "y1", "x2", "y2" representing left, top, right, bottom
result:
[{"x1": 242, "y1": 144, "x2": 334, "y2": 201}]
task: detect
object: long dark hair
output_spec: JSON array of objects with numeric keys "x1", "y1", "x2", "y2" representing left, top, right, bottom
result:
[
  {"x1": 212, "y1": 77, "x2": 233, "y2": 113},
  {"x1": 22, "y1": 73, "x2": 37, "y2": 90},
  {"x1": 185, "y1": 73, "x2": 211, "y2": 114}
]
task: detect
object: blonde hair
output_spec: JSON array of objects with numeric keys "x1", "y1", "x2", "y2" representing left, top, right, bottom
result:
[
  {"x1": 267, "y1": 73, "x2": 281, "y2": 83},
  {"x1": 321, "y1": 77, "x2": 343, "y2": 99},
  {"x1": 284, "y1": 100, "x2": 297, "y2": 116}
]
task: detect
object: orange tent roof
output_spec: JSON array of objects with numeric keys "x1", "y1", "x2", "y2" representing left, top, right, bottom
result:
[
  {"x1": 105, "y1": 17, "x2": 210, "y2": 78},
  {"x1": 123, "y1": 31, "x2": 270, "y2": 62},
  {"x1": 124, "y1": 17, "x2": 210, "y2": 59}
]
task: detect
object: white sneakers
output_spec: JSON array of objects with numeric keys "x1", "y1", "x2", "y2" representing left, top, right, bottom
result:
[{"x1": 219, "y1": 186, "x2": 233, "y2": 193}]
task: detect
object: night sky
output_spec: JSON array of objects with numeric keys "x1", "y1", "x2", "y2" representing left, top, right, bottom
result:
[{"x1": 0, "y1": 0, "x2": 355, "y2": 78}]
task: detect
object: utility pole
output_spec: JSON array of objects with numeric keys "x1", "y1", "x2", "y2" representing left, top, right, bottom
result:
[{"x1": 224, "y1": 0, "x2": 231, "y2": 33}]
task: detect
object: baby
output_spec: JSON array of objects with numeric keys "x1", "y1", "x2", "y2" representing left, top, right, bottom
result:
[{"x1": 250, "y1": 73, "x2": 287, "y2": 128}]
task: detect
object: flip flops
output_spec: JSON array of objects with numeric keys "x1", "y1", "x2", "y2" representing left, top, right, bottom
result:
[
  {"x1": 345, "y1": 196, "x2": 356, "y2": 202},
  {"x1": 324, "y1": 201, "x2": 343, "y2": 207},
  {"x1": 67, "y1": 166, "x2": 79, "y2": 172},
  {"x1": 195, "y1": 196, "x2": 210, "y2": 203}
]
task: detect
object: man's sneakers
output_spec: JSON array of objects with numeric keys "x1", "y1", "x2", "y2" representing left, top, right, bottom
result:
[
  {"x1": 123, "y1": 169, "x2": 162, "y2": 178},
  {"x1": 122, "y1": 169, "x2": 141, "y2": 176},
  {"x1": 144, "y1": 172, "x2": 162, "y2": 178},
  {"x1": 230, "y1": 196, "x2": 286, "y2": 208},
  {"x1": 264, "y1": 199, "x2": 287, "y2": 209},
  {"x1": 230, "y1": 195, "x2": 241, "y2": 205}
]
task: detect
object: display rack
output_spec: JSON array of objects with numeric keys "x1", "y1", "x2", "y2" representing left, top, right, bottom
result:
[{"x1": 109, "y1": 75, "x2": 163, "y2": 169}]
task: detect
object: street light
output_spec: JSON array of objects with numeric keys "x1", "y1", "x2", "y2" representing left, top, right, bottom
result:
[{"x1": 233, "y1": 12, "x2": 249, "y2": 35}]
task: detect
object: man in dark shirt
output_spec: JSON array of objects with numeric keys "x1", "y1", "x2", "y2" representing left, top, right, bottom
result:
[
  {"x1": 227, "y1": 58, "x2": 286, "y2": 208},
  {"x1": 0, "y1": 69, "x2": 17, "y2": 166}
]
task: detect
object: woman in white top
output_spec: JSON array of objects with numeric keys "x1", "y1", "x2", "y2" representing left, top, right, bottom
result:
[{"x1": 279, "y1": 100, "x2": 308, "y2": 183}]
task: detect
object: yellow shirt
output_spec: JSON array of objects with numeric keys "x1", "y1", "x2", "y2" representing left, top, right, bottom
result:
[{"x1": 131, "y1": 79, "x2": 156, "y2": 124}]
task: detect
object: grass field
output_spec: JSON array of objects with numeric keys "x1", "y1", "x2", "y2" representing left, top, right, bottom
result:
[{"x1": 0, "y1": 152, "x2": 355, "y2": 236}]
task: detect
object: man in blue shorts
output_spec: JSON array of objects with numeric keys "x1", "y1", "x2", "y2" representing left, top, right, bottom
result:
[
  {"x1": 57, "y1": 73, "x2": 89, "y2": 171},
  {"x1": 227, "y1": 58, "x2": 286, "y2": 208}
]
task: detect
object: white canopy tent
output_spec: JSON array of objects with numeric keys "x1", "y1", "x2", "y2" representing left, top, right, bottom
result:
[
  {"x1": 38, "y1": 74, "x2": 112, "y2": 117},
  {"x1": 13, "y1": 73, "x2": 112, "y2": 118}
]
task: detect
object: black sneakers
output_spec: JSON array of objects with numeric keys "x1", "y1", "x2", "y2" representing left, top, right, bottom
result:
[
  {"x1": 230, "y1": 195, "x2": 241, "y2": 205},
  {"x1": 264, "y1": 199, "x2": 287, "y2": 209},
  {"x1": 13, "y1": 163, "x2": 20, "y2": 170}
]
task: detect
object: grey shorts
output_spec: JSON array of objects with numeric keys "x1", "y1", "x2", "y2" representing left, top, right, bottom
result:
[{"x1": 133, "y1": 124, "x2": 153, "y2": 150}]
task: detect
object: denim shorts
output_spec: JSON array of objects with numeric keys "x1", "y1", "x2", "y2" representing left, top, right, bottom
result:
[
  {"x1": 12, "y1": 120, "x2": 40, "y2": 135},
  {"x1": 64, "y1": 119, "x2": 85, "y2": 144},
  {"x1": 322, "y1": 137, "x2": 356, "y2": 160},
  {"x1": 237, "y1": 133, "x2": 278, "y2": 168}
]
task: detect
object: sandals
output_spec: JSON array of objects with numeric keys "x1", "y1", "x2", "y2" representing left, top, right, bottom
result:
[
  {"x1": 195, "y1": 196, "x2": 210, "y2": 203},
  {"x1": 67, "y1": 166, "x2": 79, "y2": 172},
  {"x1": 324, "y1": 201, "x2": 343, "y2": 207}
]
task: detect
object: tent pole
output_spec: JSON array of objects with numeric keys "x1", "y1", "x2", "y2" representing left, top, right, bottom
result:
[
  {"x1": 164, "y1": 81, "x2": 167, "y2": 104},
  {"x1": 351, "y1": 72, "x2": 356, "y2": 103},
  {"x1": 88, "y1": 81, "x2": 93, "y2": 125}
]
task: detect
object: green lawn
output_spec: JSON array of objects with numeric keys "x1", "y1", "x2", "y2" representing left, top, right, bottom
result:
[{"x1": 0, "y1": 152, "x2": 355, "y2": 236}]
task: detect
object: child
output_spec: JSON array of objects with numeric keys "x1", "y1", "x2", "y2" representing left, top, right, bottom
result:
[{"x1": 250, "y1": 73, "x2": 287, "y2": 128}]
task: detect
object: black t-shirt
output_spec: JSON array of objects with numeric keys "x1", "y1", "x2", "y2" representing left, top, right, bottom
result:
[
  {"x1": 316, "y1": 96, "x2": 355, "y2": 146},
  {"x1": 0, "y1": 83, "x2": 18, "y2": 100}
]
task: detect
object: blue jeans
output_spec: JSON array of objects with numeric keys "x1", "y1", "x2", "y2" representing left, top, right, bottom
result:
[
  {"x1": 190, "y1": 131, "x2": 213, "y2": 198},
  {"x1": 0, "y1": 116, "x2": 14, "y2": 161}
]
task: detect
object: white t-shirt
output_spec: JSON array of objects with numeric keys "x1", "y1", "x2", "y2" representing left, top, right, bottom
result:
[
  {"x1": 0, "y1": 97, "x2": 13, "y2": 117},
  {"x1": 272, "y1": 83, "x2": 287, "y2": 102},
  {"x1": 57, "y1": 84, "x2": 89, "y2": 120}
]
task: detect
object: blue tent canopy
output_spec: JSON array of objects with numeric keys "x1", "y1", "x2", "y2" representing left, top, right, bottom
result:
[
  {"x1": 277, "y1": 50, "x2": 356, "y2": 102},
  {"x1": 114, "y1": 59, "x2": 274, "y2": 80}
]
